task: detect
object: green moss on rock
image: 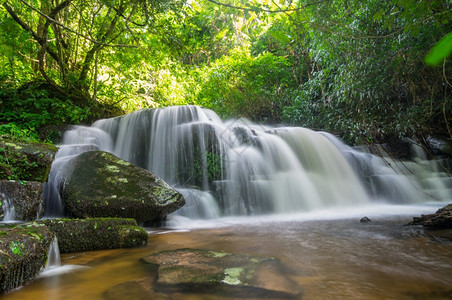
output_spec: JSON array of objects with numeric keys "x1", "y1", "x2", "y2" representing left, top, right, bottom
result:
[
  {"x1": 62, "y1": 151, "x2": 185, "y2": 224},
  {"x1": 40, "y1": 218, "x2": 148, "y2": 253},
  {"x1": 0, "y1": 223, "x2": 54, "y2": 293},
  {"x1": 0, "y1": 139, "x2": 57, "y2": 182},
  {"x1": 142, "y1": 248, "x2": 301, "y2": 298}
]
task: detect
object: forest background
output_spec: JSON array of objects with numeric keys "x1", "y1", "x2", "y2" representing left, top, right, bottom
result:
[{"x1": 0, "y1": 0, "x2": 451, "y2": 145}]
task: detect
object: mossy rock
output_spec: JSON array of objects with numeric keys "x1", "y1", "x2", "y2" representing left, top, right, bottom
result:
[
  {"x1": 0, "y1": 180, "x2": 44, "y2": 221},
  {"x1": 40, "y1": 218, "x2": 148, "y2": 253},
  {"x1": 142, "y1": 248, "x2": 301, "y2": 298},
  {"x1": 62, "y1": 151, "x2": 185, "y2": 224},
  {"x1": 0, "y1": 223, "x2": 55, "y2": 293},
  {"x1": 0, "y1": 139, "x2": 57, "y2": 182}
]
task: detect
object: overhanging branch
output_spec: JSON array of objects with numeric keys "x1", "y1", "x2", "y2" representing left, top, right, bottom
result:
[
  {"x1": 204, "y1": 0, "x2": 328, "y2": 13},
  {"x1": 14, "y1": 0, "x2": 139, "y2": 48}
]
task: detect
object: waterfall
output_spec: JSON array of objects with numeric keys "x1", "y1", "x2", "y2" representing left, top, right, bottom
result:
[
  {"x1": 45, "y1": 105, "x2": 451, "y2": 219},
  {"x1": 45, "y1": 236, "x2": 61, "y2": 270},
  {"x1": 40, "y1": 236, "x2": 90, "y2": 278},
  {"x1": 2, "y1": 195, "x2": 16, "y2": 222}
]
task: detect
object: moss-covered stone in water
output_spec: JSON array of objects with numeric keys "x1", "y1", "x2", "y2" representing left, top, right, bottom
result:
[
  {"x1": 40, "y1": 218, "x2": 148, "y2": 253},
  {"x1": 142, "y1": 248, "x2": 301, "y2": 298},
  {"x1": 0, "y1": 223, "x2": 54, "y2": 293},
  {"x1": 62, "y1": 151, "x2": 185, "y2": 224}
]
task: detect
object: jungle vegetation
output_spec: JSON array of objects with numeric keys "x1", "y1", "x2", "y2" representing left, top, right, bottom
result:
[{"x1": 0, "y1": 0, "x2": 451, "y2": 144}]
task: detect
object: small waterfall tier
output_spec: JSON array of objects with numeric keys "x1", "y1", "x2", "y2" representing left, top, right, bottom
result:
[
  {"x1": 44, "y1": 236, "x2": 61, "y2": 270},
  {"x1": 46, "y1": 105, "x2": 451, "y2": 219}
]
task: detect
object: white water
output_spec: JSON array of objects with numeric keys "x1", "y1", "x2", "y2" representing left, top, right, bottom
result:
[
  {"x1": 1, "y1": 193, "x2": 16, "y2": 222},
  {"x1": 45, "y1": 105, "x2": 451, "y2": 219},
  {"x1": 45, "y1": 237, "x2": 61, "y2": 269},
  {"x1": 40, "y1": 236, "x2": 88, "y2": 278}
]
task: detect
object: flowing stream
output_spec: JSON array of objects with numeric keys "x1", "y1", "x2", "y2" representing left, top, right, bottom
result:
[
  {"x1": 4, "y1": 211, "x2": 452, "y2": 299},
  {"x1": 6, "y1": 105, "x2": 452, "y2": 299}
]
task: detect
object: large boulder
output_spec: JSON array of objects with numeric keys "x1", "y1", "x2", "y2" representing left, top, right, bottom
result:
[
  {"x1": 0, "y1": 180, "x2": 44, "y2": 221},
  {"x1": 0, "y1": 139, "x2": 57, "y2": 182},
  {"x1": 407, "y1": 204, "x2": 452, "y2": 228},
  {"x1": 0, "y1": 223, "x2": 55, "y2": 293},
  {"x1": 62, "y1": 151, "x2": 185, "y2": 224},
  {"x1": 142, "y1": 248, "x2": 301, "y2": 298},
  {"x1": 40, "y1": 218, "x2": 148, "y2": 253}
]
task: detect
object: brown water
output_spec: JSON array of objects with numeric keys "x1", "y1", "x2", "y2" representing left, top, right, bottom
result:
[{"x1": 4, "y1": 214, "x2": 452, "y2": 300}]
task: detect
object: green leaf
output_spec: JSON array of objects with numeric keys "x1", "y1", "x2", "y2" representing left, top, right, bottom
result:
[
  {"x1": 270, "y1": 31, "x2": 291, "y2": 44},
  {"x1": 9, "y1": 241, "x2": 22, "y2": 256},
  {"x1": 425, "y1": 32, "x2": 452, "y2": 65}
]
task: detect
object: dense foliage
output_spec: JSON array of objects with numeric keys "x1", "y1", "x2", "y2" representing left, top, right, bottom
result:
[{"x1": 1, "y1": 0, "x2": 451, "y2": 144}]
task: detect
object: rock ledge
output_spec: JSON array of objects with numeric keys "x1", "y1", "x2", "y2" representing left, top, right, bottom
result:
[{"x1": 407, "y1": 204, "x2": 452, "y2": 228}]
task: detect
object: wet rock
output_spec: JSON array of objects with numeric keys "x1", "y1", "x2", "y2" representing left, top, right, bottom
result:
[
  {"x1": 172, "y1": 122, "x2": 224, "y2": 189},
  {"x1": 426, "y1": 136, "x2": 452, "y2": 173},
  {"x1": 0, "y1": 223, "x2": 55, "y2": 293},
  {"x1": 142, "y1": 248, "x2": 301, "y2": 298},
  {"x1": 407, "y1": 204, "x2": 452, "y2": 228},
  {"x1": 360, "y1": 216, "x2": 371, "y2": 223},
  {"x1": 426, "y1": 136, "x2": 452, "y2": 157},
  {"x1": 62, "y1": 151, "x2": 185, "y2": 224},
  {"x1": 0, "y1": 180, "x2": 44, "y2": 221},
  {"x1": 0, "y1": 139, "x2": 57, "y2": 182},
  {"x1": 381, "y1": 138, "x2": 414, "y2": 160},
  {"x1": 40, "y1": 218, "x2": 148, "y2": 253}
]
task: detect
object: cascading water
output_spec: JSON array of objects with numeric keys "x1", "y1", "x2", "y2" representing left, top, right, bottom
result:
[
  {"x1": 44, "y1": 237, "x2": 61, "y2": 270},
  {"x1": 45, "y1": 105, "x2": 451, "y2": 220},
  {"x1": 1, "y1": 196, "x2": 16, "y2": 222},
  {"x1": 39, "y1": 236, "x2": 88, "y2": 278}
]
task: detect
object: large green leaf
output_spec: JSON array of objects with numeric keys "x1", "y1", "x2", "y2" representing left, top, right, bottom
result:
[
  {"x1": 425, "y1": 31, "x2": 452, "y2": 65},
  {"x1": 270, "y1": 31, "x2": 291, "y2": 45}
]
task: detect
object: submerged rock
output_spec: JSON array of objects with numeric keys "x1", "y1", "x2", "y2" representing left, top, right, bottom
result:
[
  {"x1": 0, "y1": 223, "x2": 55, "y2": 293},
  {"x1": 360, "y1": 216, "x2": 371, "y2": 223},
  {"x1": 0, "y1": 180, "x2": 44, "y2": 221},
  {"x1": 142, "y1": 248, "x2": 301, "y2": 298},
  {"x1": 40, "y1": 218, "x2": 148, "y2": 253},
  {"x1": 407, "y1": 204, "x2": 452, "y2": 228},
  {"x1": 62, "y1": 151, "x2": 185, "y2": 224}
]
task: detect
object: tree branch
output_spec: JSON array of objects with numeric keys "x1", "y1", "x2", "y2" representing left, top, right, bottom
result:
[
  {"x1": 2, "y1": 1, "x2": 59, "y2": 62},
  {"x1": 204, "y1": 0, "x2": 329, "y2": 13},
  {"x1": 79, "y1": 2, "x2": 126, "y2": 83},
  {"x1": 16, "y1": 0, "x2": 139, "y2": 48}
]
